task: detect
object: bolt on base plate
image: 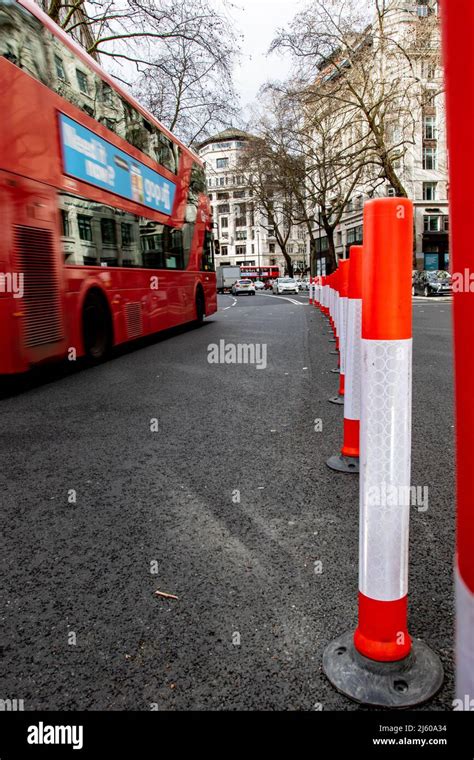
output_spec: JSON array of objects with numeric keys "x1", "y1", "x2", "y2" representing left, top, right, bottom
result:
[
  {"x1": 327, "y1": 453, "x2": 359, "y2": 473},
  {"x1": 328, "y1": 395, "x2": 344, "y2": 405},
  {"x1": 323, "y1": 631, "x2": 444, "y2": 708},
  {"x1": 330, "y1": 367, "x2": 340, "y2": 373}
]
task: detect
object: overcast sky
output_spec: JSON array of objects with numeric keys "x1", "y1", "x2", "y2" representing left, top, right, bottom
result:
[{"x1": 228, "y1": 0, "x2": 301, "y2": 112}]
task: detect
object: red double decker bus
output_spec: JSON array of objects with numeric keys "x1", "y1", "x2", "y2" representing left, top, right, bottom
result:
[
  {"x1": 240, "y1": 265, "x2": 280, "y2": 283},
  {"x1": 0, "y1": 0, "x2": 216, "y2": 375}
]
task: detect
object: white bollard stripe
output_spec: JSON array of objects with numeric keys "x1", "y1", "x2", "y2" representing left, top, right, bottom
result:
[
  {"x1": 456, "y1": 564, "x2": 474, "y2": 704},
  {"x1": 344, "y1": 299, "x2": 362, "y2": 420},
  {"x1": 339, "y1": 296, "x2": 348, "y2": 374},
  {"x1": 359, "y1": 338, "x2": 412, "y2": 601}
]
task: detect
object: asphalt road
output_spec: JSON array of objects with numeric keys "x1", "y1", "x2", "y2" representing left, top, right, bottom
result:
[{"x1": 1, "y1": 292, "x2": 454, "y2": 710}]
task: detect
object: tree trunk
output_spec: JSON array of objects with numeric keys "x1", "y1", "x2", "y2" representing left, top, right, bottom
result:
[
  {"x1": 281, "y1": 249, "x2": 294, "y2": 277},
  {"x1": 309, "y1": 238, "x2": 317, "y2": 278},
  {"x1": 326, "y1": 230, "x2": 337, "y2": 273}
]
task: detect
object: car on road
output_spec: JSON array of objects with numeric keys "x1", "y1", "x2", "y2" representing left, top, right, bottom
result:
[
  {"x1": 413, "y1": 270, "x2": 452, "y2": 297},
  {"x1": 273, "y1": 277, "x2": 299, "y2": 295},
  {"x1": 231, "y1": 279, "x2": 256, "y2": 296},
  {"x1": 254, "y1": 280, "x2": 265, "y2": 290}
]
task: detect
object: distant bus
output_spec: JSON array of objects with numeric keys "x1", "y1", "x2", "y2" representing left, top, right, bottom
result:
[
  {"x1": 0, "y1": 0, "x2": 216, "y2": 374},
  {"x1": 239, "y1": 265, "x2": 280, "y2": 283}
]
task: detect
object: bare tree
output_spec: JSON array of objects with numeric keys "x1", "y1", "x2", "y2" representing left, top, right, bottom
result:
[
  {"x1": 137, "y1": 33, "x2": 238, "y2": 146},
  {"x1": 247, "y1": 83, "x2": 374, "y2": 273},
  {"x1": 36, "y1": 0, "x2": 239, "y2": 144},
  {"x1": 239, "y1": 137, "x2": 302, "y2": 277},
  {"x1": 271, "y1": 0, "x2": 443, "y2": 198}
]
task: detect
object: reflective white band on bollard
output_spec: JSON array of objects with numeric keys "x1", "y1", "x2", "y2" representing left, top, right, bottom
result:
[
  {"x1": 359, "y1": 338, "x2": 412, "y2": 601},
  {"x1": 344, "y1": 298, "x2": 362, "y2": 421},
  {"x1": 456, "y1": 565, "x2": 474, "y2": 704}
]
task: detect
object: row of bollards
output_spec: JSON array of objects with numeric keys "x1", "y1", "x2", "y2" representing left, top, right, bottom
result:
[{"x1": 311, "y1": 198, "x2": 444, "y2": 707}]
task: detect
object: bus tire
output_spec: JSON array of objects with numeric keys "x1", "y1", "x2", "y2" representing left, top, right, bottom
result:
[
  {"x1": 195, "y1": 287, "x2": 205, "y2": 324},
  {"x1": 82, "y1": 289, "x2": 112, "y2": 362}
]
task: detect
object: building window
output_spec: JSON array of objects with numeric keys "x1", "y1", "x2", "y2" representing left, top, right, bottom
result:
[
  {"x1": 423, "y1": 182, "x2": 437, "y2": 201},
  {"x1": 269, "y1": 243, "x2": 275, "y2": 253},
  {"x1": 423, "y1": 146, "x2": 437, "y2": 170},
  {"x1": 101, "y1": 218, "x2": 117, "y2": 245},
  {"x1": 236, "y1": 246, "x2": 246, "y2": 256},
  {"x1": 76, "y1": 69, "x2": 89, "y2": 94},
  {"x1": 77, "y1": 215, "x2": 93, "y2": 242},
  {"x1": 234, "y1": 190, "x2": 245, "y2": 199},
  {"x1": 60, "y1": 209, "x2": 71, "y2": 237},
  {"x1": 121, "y1": 223, "x2": 133, "y2": 246},
  {"x1": 424, "y1": 215, "x2": 441, "y2": 232},
  {"x1": 443, "y1": 216, "x2": 449, "y2": 232},
  {"x1": 235, "y1": 218, "x2": 246, "y2": 228},
  {"x1": 422, "y1": 89, "x2": 436, "y2": 108},
  {"x1": 236, "y1": 230, "x2": 247, "y2": 240},
  {"x1": 102, "y1": 82, "x2": 113, "y2": 104},
  {"x1": 416, "y1": 0, "x2": 434, "y2": 16},
  {"x1": 218, "y1": 204, "x2": 230, "y2": 214},
  {"x1": 217, "y1": 193, "x2": 229, "y2": 201},
  {"x1": 216, "y1": 158, "x2": 229, "y2": 169},
  {"x1": 220, "y1": 217, "x2": 229, "y2": 229},
  {"x1": 219, "y1": 178, "x2": 225, "y2": 187},
  {"x1": 267, "y1": 228, "x2": 275, "y2": 238},
  {"x1": 347, "y1": 225, "x2": 363, "y2": 245},
  {"x1": 423, "y1": 115, "x2": 436, "y2": 140},
  {"x1": 220, "y1": 246, "x2": 228, "y2": 256},
  {"x1": 421, "y1": 59, "x2": 436, "y2": 79},
  {"x1": 54, "y1": 55, "x2": 67, "y2": 81}
]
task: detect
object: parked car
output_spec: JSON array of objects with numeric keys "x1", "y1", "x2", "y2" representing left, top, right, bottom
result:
[
  {"x1": 273, "y1": 277, "x2": 299, "y2": 295},
  {"x1": 231, "y1": 279, "x2": 256, "y2": 296},
  {"x1": 254, "y1": 280, "x2": 265, "y2": 290},
  {"x1": 413, "y1": 270, "x2": 452, "y2": 297}
]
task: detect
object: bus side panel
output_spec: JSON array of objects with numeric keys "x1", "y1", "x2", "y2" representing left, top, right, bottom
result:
[
  {"x1": 0, "y1": 172, "x2": 68, "y2": 374},
  {"x1": 0, "y1": 176, "x2": 25, "y2": 374}
]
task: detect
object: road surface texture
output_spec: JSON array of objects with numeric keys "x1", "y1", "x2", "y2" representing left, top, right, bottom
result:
[{"x1": 1, "y1": 293, "x2": 454, "y2": 710}]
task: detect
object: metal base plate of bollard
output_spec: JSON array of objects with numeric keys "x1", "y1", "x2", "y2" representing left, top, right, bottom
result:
[
  {"x1": 323, "y1": 631, "x2": 444, "y2": 708},
  {"x1": 326, "y1": 453, "x2": 359, "y2": 474}
]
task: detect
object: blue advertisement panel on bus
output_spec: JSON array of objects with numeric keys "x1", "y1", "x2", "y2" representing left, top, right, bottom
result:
[{"x1": 58, "y1": 113, "x2": 176, "y2": 216}]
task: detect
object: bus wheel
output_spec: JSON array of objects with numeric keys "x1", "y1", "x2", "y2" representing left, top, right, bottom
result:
[
  {"x1": 82, "y1": 290, "x2": 112, "y2": 362},
  {"x1": 195, "y1": 288, "x2": 205, "y2": 324}
]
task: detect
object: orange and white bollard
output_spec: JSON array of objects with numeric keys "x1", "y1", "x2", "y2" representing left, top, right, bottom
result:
[
  {"x1": 309, "y1": 277, "x2": 314, "y2": 305},
  {"x1": 329, "y1": 262, "x2": 349, "y2": 405},
  {"x1": 328, "y1": 271, "x2": 338, "y2": 347},
  {"x1": 314, "y1": 277, "x2": 320, "y2": 309},
  {"x1": 442, "y1": 0, "x2": 474, "y2": 707},
  {"x1": 323, "y1": 199, "x2": 443, "y2": 707},
  {"x1": 327, "y1": 248, "x2": 362, "y2": 472}
]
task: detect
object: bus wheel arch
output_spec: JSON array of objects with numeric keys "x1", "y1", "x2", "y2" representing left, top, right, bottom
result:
[{"x1": 81, "y1": 287, "x2": 113, "y2": 361}]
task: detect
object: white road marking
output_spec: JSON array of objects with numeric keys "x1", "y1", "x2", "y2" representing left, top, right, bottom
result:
[
  {"x1": 220, "y1": 296, "x2": 238, "y2": 311},
  {"x1": 258, "y1": 293, "x2": 304, "y2": 306}
]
